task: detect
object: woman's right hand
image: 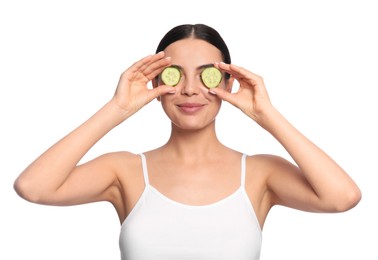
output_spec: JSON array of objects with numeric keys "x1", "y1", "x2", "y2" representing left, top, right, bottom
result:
[
  {"x1": 13, "y1": 52, "x2": 176, "y2": 206},
  {"x1": 111, "y1": 51, "x2": 176, "y2": 119}
]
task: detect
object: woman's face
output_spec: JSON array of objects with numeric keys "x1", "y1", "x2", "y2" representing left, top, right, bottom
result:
[{"x1": 157, "y1": 38, "x2": 232, "y2": 131}]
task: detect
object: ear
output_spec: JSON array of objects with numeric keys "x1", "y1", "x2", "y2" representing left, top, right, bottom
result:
[
  {"x1": 225, "y1": 76, "x2": 235, "y2": 93},
  {"x1": 152, "y1": 78, "x2": 161, "y2": 102}
]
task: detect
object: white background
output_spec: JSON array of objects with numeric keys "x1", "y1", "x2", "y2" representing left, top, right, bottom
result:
[{"x1": 1, "y1": 0, "x2": 377, "y2": 259}]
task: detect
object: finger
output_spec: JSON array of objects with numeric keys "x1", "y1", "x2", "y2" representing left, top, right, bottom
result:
[
  {"x1": 143, "y1": 56, "x2": 172, "y2": 81},
  {"x1": 128, "y1": 54, "x2": 154, "y2": 74},
  {"x1": 217, "y1": 62, "x2": 263, "y2": 84},
  {"x1": 208, "y1": 87, "x2": 239, "y2": 107},
  {"x1": 138, "y1": 51, "x2": 168, "y2": 74},
  {"x1": 148, "y1": 85, "x2": 176, "y2": 101},
  {"x1": 127, "y1": 52, "x2": 166, "y2": 76}
]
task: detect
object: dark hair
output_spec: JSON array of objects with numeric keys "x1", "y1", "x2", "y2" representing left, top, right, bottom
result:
[{"x1": 156, "y1": 24, "x2": 231, "y2": 79}]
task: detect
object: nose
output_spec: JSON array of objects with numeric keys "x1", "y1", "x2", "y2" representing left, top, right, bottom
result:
[{"x1": 181, "y1": 77, "x2": 200, "y2": 96}]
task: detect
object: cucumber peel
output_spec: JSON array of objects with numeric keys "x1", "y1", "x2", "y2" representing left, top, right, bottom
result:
[
  {"x1": 201, "y1": 67, "x2": 222, "y2": 88},
  {"x1": 161, "y1": 67, "x2": 181, "y2": 86}
]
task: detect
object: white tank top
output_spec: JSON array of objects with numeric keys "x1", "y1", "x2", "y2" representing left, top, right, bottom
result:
[{"x1": 119, "y1": 153, "x2": 262, "y2": 260}]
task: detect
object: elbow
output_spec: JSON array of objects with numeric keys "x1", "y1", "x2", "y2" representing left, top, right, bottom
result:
[
  {"x1": 333, "y1": 187, "x2": 362, "y2": 212},
  {"x1": 14, "y1": 176, "x2": 45, "y2": 204}
]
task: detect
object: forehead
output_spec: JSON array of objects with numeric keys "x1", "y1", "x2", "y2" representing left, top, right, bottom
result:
[{"x1": 164, "y1": 38, "x2": 223, "y2": 66}]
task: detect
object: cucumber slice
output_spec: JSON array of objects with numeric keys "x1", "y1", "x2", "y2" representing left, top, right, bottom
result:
[
  {"x1": 201, "y1": 67, "x2": 222, "y2": 88},
  {"x1": 161, "y1": 67, "x2": 181, "y2": 86}
]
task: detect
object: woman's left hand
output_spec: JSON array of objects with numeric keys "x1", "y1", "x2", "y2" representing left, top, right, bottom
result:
[{"x1": 210, "y1": 62, "x2": 273, "y2": 125}]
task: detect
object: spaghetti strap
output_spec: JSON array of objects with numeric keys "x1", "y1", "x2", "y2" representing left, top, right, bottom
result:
[
  {"x1": 241, "y1": 153, "x2": 247, "y2": 187},
  {"x1": 139, "y1": 153, "x2": 150, "y2": 186}
]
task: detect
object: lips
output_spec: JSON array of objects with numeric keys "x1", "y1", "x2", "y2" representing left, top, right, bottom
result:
[{"x1": 176, "y1": 103, "x2": 205, "y2": 113}]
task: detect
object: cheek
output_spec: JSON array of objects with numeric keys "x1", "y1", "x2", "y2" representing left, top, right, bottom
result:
[
  {"x1": 198, "y1": 88, "x2": 223, "y2": 104},
  {"x1": 159, "y1": 96, "x2": 175, "y2": 117}
]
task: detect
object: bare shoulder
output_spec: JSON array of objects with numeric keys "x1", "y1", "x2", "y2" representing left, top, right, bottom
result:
[
  {"x1": 91, "y1": 151, "x2": 137, "y2": 168},
  {"x1": 245, "y1": 153, "x2": 300, "y2": 190},
  {"x1": 244, "y1": 154, "x2": 299, "y2": 226},
  {"x1": 245, "y1": 154, "x2": 278, "y2": 190},
  {"x1": 96, "y1": 151, "x2": 145, "y2": 222},
  {"x1": 246, "y1": 154, "x2": 296, "y2": 175},
  {"x1": 98, "y1": 151, "x2": 143, "y2": 178},
  {"x1": 98, "y1": 150, "x2": 138, "y2": 162},
  {"x1": 86, "y1": 151, "x2": 144, "y2": 195}
]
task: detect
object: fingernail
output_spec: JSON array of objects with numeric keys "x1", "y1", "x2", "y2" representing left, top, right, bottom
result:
[{"x1": 209, "y1": 90, "x2": 217, "y2": 95}]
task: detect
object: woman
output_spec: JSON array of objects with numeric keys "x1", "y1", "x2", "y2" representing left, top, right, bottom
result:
[{"x1": 14, "y1": 24, "x2": 361, "y2": 259}]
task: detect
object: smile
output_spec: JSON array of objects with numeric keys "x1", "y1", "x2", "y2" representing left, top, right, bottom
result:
[{"x1": 176, "y1": 103, "x2": 205, "y2": 114}]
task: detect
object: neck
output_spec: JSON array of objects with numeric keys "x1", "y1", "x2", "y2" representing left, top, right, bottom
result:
[{"x1": 163, "y1": 122, "x2": 223, "y2": 161}]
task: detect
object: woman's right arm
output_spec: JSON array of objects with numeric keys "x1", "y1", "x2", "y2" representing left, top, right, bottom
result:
[{"x1": 14, "y1": 52, "x2": 175, "y2": 206}]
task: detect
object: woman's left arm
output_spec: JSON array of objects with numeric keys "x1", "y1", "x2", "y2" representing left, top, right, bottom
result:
[{"x1": 210, "y1": 62, "x2": 361, "y2": 212}]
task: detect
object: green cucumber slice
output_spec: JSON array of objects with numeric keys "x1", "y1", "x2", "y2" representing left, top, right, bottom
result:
[
  {"x1": 201, "y1": 67, "x2": 222, "y2": 88},
  {"x1": 161, "y1": 67, "x2": 181, "y2": 86}
]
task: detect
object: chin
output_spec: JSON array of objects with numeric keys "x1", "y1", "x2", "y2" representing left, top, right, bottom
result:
[{"x1": 171, "y1": 119, "x2": 216, "y2": 132}]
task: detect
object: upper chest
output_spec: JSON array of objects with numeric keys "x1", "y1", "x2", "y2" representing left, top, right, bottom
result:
[
  {"x1": 146, "y1": 157, "x2": 242, "y2": 206},
  {"x1": 117, "y1": 153, "x2": 270, "y2": 226}
]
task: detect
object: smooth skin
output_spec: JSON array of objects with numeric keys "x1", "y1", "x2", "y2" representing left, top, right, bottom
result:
[{"x1": 14, "y1": 38, "x2": 361, "y2": 229}]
